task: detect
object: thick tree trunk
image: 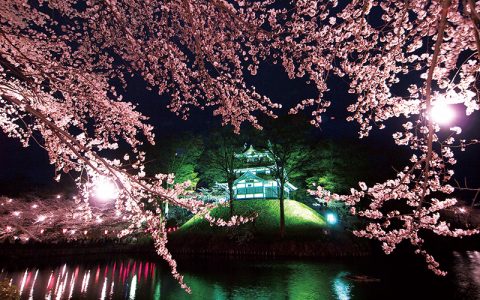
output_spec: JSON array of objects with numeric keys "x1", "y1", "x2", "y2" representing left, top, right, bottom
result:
[
  {"x1": 228, "y1": 181, "x2": 235, "y2": 217},
  {"x1": 279, "y1": 180, "x2": 285, "y2": 238}
]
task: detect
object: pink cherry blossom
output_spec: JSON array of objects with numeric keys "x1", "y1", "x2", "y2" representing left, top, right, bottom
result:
[{"x1": 1, "y1": 0, "x2": 480, "y2": 290}]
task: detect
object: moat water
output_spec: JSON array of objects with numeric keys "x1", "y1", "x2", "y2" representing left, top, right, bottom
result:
[{"x1": 0, "y1": 251, "x2": 479, "y2": 299}]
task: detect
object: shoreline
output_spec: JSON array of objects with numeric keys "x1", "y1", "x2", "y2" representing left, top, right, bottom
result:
[
  {"x1": 168, "y1": 234, "x2": 373, "y2": 258},
  {"x1": 0, "y1": 232, "x2": 479, "y2": 260},
  {"x1": 0, "y1": 237, "x2": 371, "y2": 259}
]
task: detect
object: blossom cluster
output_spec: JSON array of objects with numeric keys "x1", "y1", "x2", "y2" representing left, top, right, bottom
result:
[
  {"x1": 1, "y1": 0, "x2": 480, "y2": 291},
  {"x1": 0, "y1": 195, "x2": 132, "y2": 243}
]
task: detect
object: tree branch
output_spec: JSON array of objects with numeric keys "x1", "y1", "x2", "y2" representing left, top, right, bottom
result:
[
  {"x1": 419, "y1": 0, "x2": 451, "y2": 209},
  {"x1": 467, "y1": 0, "x2": 480, "y2": 59}
]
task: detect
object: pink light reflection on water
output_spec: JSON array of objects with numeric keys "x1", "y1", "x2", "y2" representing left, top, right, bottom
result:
[
  {"x1": 0, "y1": 258, "x2": 160, "y2": 299},
  {"x1": 28, "y1": 269, "x2": 38, "y2": 300}
]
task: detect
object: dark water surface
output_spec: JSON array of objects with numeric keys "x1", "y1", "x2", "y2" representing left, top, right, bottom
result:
[{"x1": 0, "y1": 251, "x2": 479, "y2": 299}]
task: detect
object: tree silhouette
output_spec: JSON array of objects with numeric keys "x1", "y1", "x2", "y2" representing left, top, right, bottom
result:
[{"x1": 199, "y1": 128, "x2": 244, "y2": 217}]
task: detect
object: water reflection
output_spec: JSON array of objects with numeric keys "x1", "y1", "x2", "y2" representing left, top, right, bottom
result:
[
  {"x1": 0, "y1": 258, "x2": 356, "y2": 300},
  {"x1": 0, "y1": 259, "x2": 161, "y2": 300},
  {"x1": 452, "y1": 251, "x2": 480, "y2": 298},
  {"x1": 129, "y1": 275, "x2": 136, "y2": 300},
  {"x1": 0, "y1": 252, "x2": 478, "y2": 299},
  {"x1": 332, "y1": 272, "x2": 352, "y2": 300}
]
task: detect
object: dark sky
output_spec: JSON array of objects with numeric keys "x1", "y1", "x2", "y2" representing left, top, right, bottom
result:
[{"x1": 1, "y1": 62, "x2": 479, "y2": 193}]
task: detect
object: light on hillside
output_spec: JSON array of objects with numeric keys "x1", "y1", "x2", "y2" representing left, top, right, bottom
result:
[{"x1": 326, "y1": 213, "x2": 337, "y2": 225}]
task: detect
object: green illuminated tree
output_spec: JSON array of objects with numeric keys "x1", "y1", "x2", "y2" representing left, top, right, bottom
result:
[
  {"x1": 198, "y1": 128, "x2": 244, "y2": 217},
  {"x1": 257, "y1": 115, "x2": 312, "y2": 238},
  {"x1": 306, "y1": 140, "x2": 371, "y2": 194},
  {"x1": 146, "y1": 133, "x2": 203, "y2": 189}
]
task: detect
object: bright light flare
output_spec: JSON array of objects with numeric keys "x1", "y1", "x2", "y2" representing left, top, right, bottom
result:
[
  {"x1": 430, "y1": 102, "x2": 455, "y2": 125},
  {"x1": 93, "y1": 177, "x2": 119, "y2": 202},
  {"x1": 326, "y1": 213, "x2": 337, "y2": 225}
]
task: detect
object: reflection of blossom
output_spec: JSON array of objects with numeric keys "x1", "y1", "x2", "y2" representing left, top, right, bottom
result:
[{"x1": 1, "y1": 260, "x2": 158, "y2": 299}]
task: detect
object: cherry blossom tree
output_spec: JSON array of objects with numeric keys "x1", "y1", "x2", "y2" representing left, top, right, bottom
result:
[
  {"x1": 1, "y1": 0, "x2": 480, "y2": 291},
  {"x1": 0, "y1": 195, "x2": 133, "y2": 243},
  {"x1": 305, "y1": 0, "x2": 480, "y2": 275}
]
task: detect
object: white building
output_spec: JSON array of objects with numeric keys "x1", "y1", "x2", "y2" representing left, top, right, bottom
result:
[{"x1": 218, "y1": 145, "x2": 297, "y2": 200}]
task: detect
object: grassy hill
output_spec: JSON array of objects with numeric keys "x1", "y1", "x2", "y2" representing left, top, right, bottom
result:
[{"x1": 174, "y1": 200, "x2": 327, "y2": 240}]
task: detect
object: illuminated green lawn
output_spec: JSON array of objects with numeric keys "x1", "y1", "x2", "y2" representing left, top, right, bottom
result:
[{"x1": 175, "y1": 200, "x2": 327, "y2": 239}]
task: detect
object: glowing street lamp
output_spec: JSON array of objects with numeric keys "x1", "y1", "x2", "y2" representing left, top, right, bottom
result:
[
  {"x1": 429, "y1": 90, "x2": 466, "y2": 125},
  {"x1": 430, "y1": 102, "x2": 455, "y2": 125},
  {"x1": 93, "y1": 177, "x2": 119, "y2": 202}
]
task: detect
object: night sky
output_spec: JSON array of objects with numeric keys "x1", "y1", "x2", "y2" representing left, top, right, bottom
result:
[{"x1": 1, "y1": 62, "x2": 479, "y2": 194}]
